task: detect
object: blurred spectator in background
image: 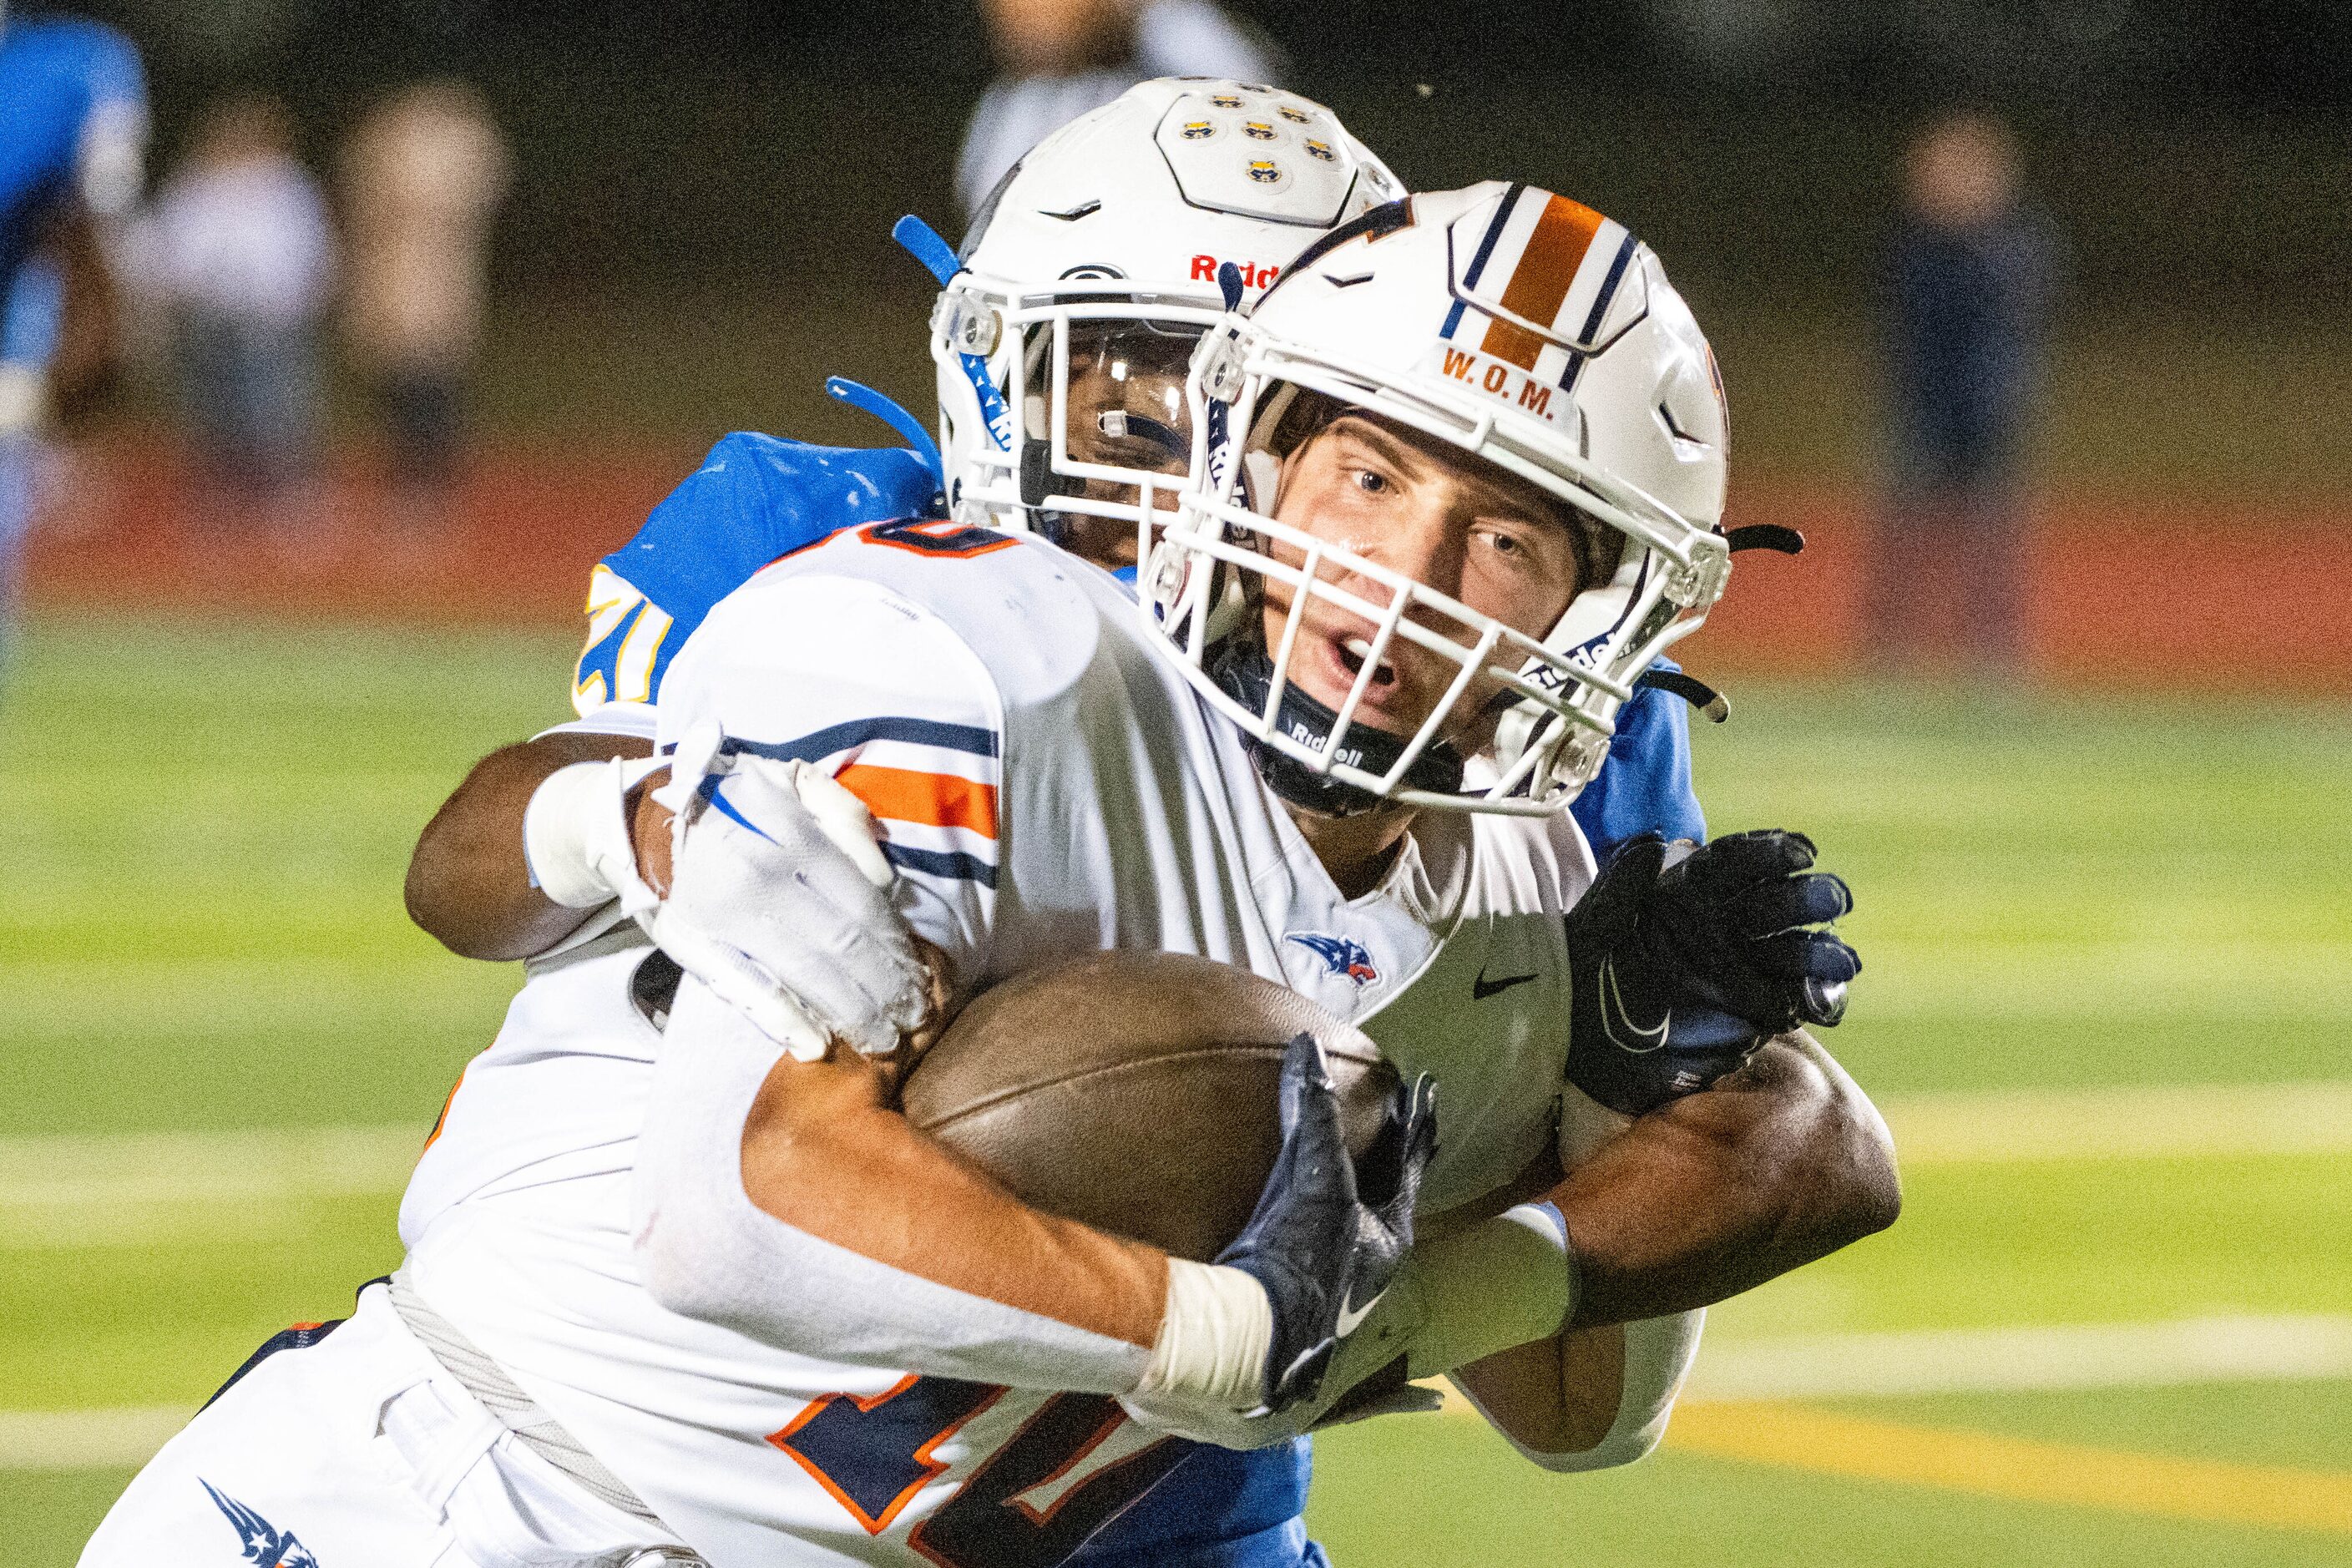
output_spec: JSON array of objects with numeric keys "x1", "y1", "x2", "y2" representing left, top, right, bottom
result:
[
  {"x1": 1867, "y1": 111, "x2": 2059, "y2": 676},
  {"x1": 0, "y1": 5, "x2": 144, "y2": 673},
  {"x1": 341, "y1": 80, "x2": 509, "y2": 531},
  {"x1": 143, "y1": 95, "x2": 335, "y2": 529},
  {"x1": 957, "y1": 0, "x2": 1280, "y2": 220}
]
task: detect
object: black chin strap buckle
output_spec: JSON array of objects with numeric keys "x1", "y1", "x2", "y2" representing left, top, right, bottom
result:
[
  {"x1": 1722, "y1": 523, "x2": 1804, "y2": 556},
  {"x1": 1635, "y1": 668, "x2": 1731, "y2": 724}
]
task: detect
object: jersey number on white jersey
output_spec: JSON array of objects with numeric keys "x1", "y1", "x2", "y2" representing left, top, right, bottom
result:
[{"x1": 771, "y1": 1374, "x2": 1188, "y2": 1565}]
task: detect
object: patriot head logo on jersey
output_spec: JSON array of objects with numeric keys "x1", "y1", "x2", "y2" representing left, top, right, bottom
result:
[
  {"x1": 1287, "y1": 932, "x2": 1379, "y2": 986},
  {"x1": 200, "y1": 1480, "x2": 321, "y2": 1568}
]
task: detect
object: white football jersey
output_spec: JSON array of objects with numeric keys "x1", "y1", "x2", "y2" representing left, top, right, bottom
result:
[{"x1": 397, "y1": 523, "x2": 1605, "y2": 1568}]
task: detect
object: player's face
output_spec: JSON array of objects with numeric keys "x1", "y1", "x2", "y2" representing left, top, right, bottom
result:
[
  {"x1": 1260, "y1": 412, "x2": 1584, "y2": 744},
  {"x1": 1031, "y1": 320, "x2": 1196, "y2": 568}
]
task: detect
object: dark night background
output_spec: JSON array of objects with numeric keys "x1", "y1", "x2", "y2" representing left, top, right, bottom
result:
[{"x1": 27, "y1": 0, "x2": 2352, "y2": 480}]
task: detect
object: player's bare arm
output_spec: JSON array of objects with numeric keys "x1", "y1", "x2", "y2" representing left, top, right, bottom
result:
[
  {"x1": 645, "y1": 992, "x2": 1431, "y2": 1416},
  {"x1": 403, "y1": 731, "x2": 653, "y2": 959},
  {"x1": 1557, "y1": 1031, "x2": 1895, "y2": 1329},
  {"x1": 1452, "y1": 1032, "x2": 1896, "y2": 1454},
  {"x1": 618, "y1": 764, "x2": 1177, "y2": 1347},
  {"x1": 739, "y1": 1042, "x2": 1170, "y2": 1346},
  {"x1": 1316, "y1": 823, "x2": 1876, "y2": 1466},
  {"x1": 629, "y1": 769, "x2": 1187, "y2": 1350}
]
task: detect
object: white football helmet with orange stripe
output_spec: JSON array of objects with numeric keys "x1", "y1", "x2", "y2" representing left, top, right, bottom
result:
[
  {"x1": 1144, "y1": 181, "x2": 1735, "y2": 817},
  {"x1": 930, "y1": 77, "x2": 1399, "y2": 559}
]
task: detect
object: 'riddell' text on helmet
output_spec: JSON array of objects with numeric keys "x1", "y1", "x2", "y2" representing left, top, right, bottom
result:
[
  {"x1": 931, "y1": 78, "x2": 1399, "y2": 565},
  {"x1": 1144, "y1": 183, "x2": 1734, "y2": 818}
]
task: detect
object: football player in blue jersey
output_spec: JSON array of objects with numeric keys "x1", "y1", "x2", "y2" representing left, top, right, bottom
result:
[
  {"x1": 0, "y1": 2, "x2": 144, "y2": 670},
  {"x1": 397, "y1": 82, "x2": 1858, "y2": 1568},
  {"x1": 403, "y1": 83, "x2": 1706, "y2": 968}
]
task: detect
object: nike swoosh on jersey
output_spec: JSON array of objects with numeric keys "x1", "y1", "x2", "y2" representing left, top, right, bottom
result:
[
  {"x1": 1472, "y1": 966, "x2": 1539, "y2": 1001},
  {"x1": 1598, "y1": 954, "x2": 1669, "y2": 1054},
  {"x1": 1333, "y1": 1282, "x2": 1386, "y2": 1339}
]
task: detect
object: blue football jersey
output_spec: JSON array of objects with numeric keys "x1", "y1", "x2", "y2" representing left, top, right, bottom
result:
[
  {"x1": 0, "y1": 14, "x2": 144, "y2": 373},
  {"x1": 569, "y1": 431, "x2": 941, "y2": 720}
]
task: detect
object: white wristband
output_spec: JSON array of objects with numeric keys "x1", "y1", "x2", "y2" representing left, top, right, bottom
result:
[
  {"x1": 1402, "y1": 1203, "x2": 1577, "y2": 1380},
  {"x1": 522, "y1": 755, "x2": 666, "y2": 912},
  {"x1": 1132, "y1": 1258, "x2": 1273, "y2": 1409}
]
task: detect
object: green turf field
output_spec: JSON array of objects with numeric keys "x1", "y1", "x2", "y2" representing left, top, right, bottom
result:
[{"x1": 4, "y1": 610, "x2": 2348, "y2": 1565}]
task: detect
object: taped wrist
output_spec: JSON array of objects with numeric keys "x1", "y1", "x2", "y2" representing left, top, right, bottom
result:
[
  {"x1": 523, "y1": 755, "x2": 666, "y2": 912},
  {"x1": 1402, "y1": 1203, "x2": 1577, "y2": 1380},
  {"x1": 1132, "y1": 1259, "x2": 1274, "y2": 1409}
]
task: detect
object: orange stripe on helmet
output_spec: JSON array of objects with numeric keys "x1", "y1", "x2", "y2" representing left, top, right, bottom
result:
[
  {"x1": 836, "y1": 763, "x2": 999, "y2": 839},
  {"x1": 1485, "y1": 193, "x2": 1607, "y2": 370}
]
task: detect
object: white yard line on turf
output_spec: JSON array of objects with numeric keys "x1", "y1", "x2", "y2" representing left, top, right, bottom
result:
[
  {"x1": 7, "y1": 1080, "x2": 2349, "y2": 1242},
  {"x1": 1886, "y1": 1080, "x2": 2352, "y2": 1165},
  {"x1": 1679, "y1": 1313, "x2": 2352, "y2": 1402},
  {"x1": 13, "y1": 1313, "x2": 2352, "y2": 1473},
  {"x1": 0, "y1": 1406, "x2": 193, "y2": 1472},
  {"x1": 0, "y1": 1124, "x2": 426, "y2": 1247}
]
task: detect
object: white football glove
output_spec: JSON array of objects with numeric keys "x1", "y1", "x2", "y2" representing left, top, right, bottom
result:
[{"x1": 647, "y1": 721, "x2": 933, "y2": 1061}]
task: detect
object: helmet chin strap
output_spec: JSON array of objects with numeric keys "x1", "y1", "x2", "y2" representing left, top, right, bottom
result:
[{"x1": 1210, "y1": 642, "x2": 1465, "y2": 818}]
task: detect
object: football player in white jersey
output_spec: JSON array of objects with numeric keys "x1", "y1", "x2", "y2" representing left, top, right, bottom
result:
[
  {"x1": 387, "y1": 80, "x2": 1763, "y2": 1568},
  {"x1": 81, "y1": 180, "x2": 1894, "y2": 1568}
]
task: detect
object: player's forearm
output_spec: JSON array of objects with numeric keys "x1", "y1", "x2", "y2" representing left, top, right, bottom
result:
[
  {"x1": 404, "y1": 733, "x2": 651, "y2": 960},
  {"x1": 1555, "y1": 1032, "x2": 1899, "y2": 1328},
  {"x1": 635, "y1": 981, "x2": 1165, "y2": 1395},
  {"x1": 1407, "y1": 1037, "x2": 1889, "y2": 1463},
  {"x1": 735, "y1": 1049, "x2": 1169, "y2": 1348}
]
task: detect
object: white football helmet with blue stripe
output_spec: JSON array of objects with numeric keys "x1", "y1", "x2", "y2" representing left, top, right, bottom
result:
[
  {"x1": 1143, "y1": 182, "x2": 1734, "y2": 817},
  {"x1": 930, "y1": 77, "x2": 1399, "y2": 560}
]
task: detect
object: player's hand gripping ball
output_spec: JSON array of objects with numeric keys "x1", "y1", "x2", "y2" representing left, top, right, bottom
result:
[
  {"x1": 1565, "y1": 830, "x2": 1859, "y2": 1115},
  {"x1": 1214, "y1": 1031, "x2": 1435, "y2": 1413}
]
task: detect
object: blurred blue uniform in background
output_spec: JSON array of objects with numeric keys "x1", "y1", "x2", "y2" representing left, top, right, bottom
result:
[
  {"x1": 0, "y1": 11, "x2": 145, "y2": 649},
  {"x1": 567, "y1": 427, "x2": 1705, "y2": 1566}
]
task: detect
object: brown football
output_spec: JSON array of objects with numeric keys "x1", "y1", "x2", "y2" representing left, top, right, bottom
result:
[{"x1": 898, "y1": 950, "x2": 1400, "y2": 1262}]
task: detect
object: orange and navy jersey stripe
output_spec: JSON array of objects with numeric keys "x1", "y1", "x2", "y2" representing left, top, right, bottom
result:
[
  {"x1": 1444, "y1": 183, "x2": 1645, "y2": 395},
  {"x1": 722, "y1": 716, "x2": 1001, "y2": 888},
  {"x1": 834, "y1": 763, "x2": 998, "y2": 840}
]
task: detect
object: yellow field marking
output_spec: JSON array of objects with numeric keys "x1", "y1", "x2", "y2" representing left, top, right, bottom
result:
[
  {"x1": 1882, "y1": 1080, "x2": 2352, "y2": 1164},
  {"x1": 1662, "y1": 1401, "x2": 2352, "y2": 1535}
]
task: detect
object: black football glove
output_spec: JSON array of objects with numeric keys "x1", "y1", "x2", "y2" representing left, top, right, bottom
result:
[
  {"x1": 1215, "y1": 1033, "x2": 1437, "y2": 1413},
  {"x1": 1565, "y1": 830, "x2": 1859, "y2": 1116}
]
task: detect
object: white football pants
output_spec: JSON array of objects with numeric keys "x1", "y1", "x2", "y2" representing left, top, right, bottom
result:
[{"x1": 78, "y1": 1283, "x2": 680, "y2": 1568}]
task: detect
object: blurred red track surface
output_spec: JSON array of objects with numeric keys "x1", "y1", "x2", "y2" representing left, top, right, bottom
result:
[{"x1": 21, "y1": 444, "x2": 2352, "y2": 692}]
